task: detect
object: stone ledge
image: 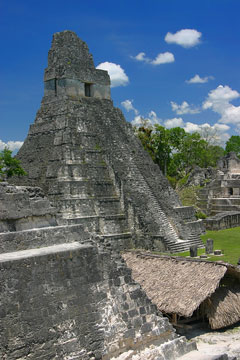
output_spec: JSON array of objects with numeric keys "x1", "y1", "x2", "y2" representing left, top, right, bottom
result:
[{"x1": 0, "y1": 241, "x2": 91, "y2": 263}]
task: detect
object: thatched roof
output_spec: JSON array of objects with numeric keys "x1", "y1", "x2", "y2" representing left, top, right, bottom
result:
[
  {"x1": 122, "y1": 252, "x2": 240, "y2": 321},
  {"x1": 204, "y1": 285, "x2": 240, "y2": 329}
]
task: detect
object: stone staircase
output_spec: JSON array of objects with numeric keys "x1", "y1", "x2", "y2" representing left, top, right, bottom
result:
[{"x1": 109, "y1": 142, "x2": 205, "y2": 253}]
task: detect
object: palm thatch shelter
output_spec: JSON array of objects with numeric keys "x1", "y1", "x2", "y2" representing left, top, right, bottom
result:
[{"x1": 123, "y1": 252, "x2": 240, "y2": 330}]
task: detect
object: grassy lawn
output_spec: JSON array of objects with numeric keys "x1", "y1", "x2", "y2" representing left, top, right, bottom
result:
[{"x1": 169, "y1": 227, "x2": 240, "y2": 265}]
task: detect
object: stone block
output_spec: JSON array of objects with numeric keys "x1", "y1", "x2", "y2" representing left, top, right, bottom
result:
[
  {"x1": 190, "y1": 246, "x2": 198, "y2": 257},
  {"x1": 206, "y1": 238, "x2": 214, "y2": 254}
]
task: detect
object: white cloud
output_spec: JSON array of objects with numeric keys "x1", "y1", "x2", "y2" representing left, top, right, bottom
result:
[
  {"x1": 186, "y1": 74, "x2": 214, "y2": 84},
  {"x1": 165, "y1": 29, "x2": 202, "y2": 48},
  {"x1": 164, "y1": 117, "x2": 184, "y2": 129},
  {"x1": 133, "y1": 52, "x2": 150, "y2": 62},
  {"x1": 0, "y1": 140, "x2": 23, "y2": 151},
  {"x1": 151, "y1": 52, "x2": 175, "y2": 65},
  {"x1": 213, "y1": 123, "x2": 230, "y2": 132},
  {"x1": 183, "y1": 122, "x2": 230, "y2": 145},
  {"x1": 131, "y1": 51, "x2": 175, "y2": 65},
  {"x1": 171, "y1": 101, "x2": 200, "y2": 115},
  {"x1": 203, "y1": 85, "x2": 240, "y2": 125},
  {"x1": 131, "y1": 115, "x2": 146, "y2": 127},
  {"x1": 121, "y1": 99, "x2": 139, "y2": 115},
  {"x1": 96, "y1": 62, "x2": 129, "y2": 88},
  {"x1": 148, "y1": 111, "x2": 161, "y2": 125},
  {"x1": 131, "y1": 110, "x2": 161, "y2": 127},
  {"x1": 183, "y1": 122, "x2": 201, "y2": 133}
]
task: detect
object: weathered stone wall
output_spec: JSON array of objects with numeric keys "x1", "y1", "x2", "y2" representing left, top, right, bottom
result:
[
  {"x1": 204, "y1": 211, "x2": 240, "y2": 230},
  {"x1": 0, "y1": 182, "x2": 57, "y2": 232},
  {"x1": 44, "y1": 31, "x2": 111, "y2": 100},
  {"x1": 218, "y1": 151, "x2": 240, "y2": 174},
  {"x1": 0, "y1": 241, "x2": 194, "y2": 359}
]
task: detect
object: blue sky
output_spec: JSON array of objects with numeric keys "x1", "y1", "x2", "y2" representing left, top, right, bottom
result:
[{"x1": 1, "y1": 0, "x2": 240, "y2": 151}]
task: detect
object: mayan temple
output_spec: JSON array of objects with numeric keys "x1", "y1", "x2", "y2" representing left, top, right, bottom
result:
[
  {"x1": 15, "y1": 30, "x2": 204, "y2": 253},
  {"x1": 0, "y1": 30, "x2": 210, "y2": 359}
]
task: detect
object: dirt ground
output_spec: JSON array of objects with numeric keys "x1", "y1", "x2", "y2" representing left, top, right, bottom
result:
[{"x1": 184, "y1": 322, "x2": 240, "y2": 359}]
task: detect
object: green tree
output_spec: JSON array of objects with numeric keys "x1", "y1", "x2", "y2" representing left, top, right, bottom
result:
[
  {"x1": 225, "y1": 135, "x2": 240, "y2": 157},
  {"x1": 0, "y1": 148, "x2": 27, "y2": 180},
  {"x1": 136, "y1": 126, "x2": 155, "y2": 161},
  {"x1": 136, "y1": 124, "x2": 224, "y2": 183}
]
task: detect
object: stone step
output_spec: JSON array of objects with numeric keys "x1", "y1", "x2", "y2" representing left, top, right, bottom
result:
[
  {"x1": 60, "y1": 215, "x2": 100, "y2": 232},
  {"x1": 57, "y1": 163, "x2": 110, "y2": 181},
  {"x1": 99, "y1": 214, "x2": 129, "y2": 234},
  {"x1": 210, "y1": 204, "x2": 240, "y2": 211},
  {"x1": 57, "y1": 198, "x2": 96, "y2": 216},
  {"x1": 60, "y1": 213, "x2": 129, "y2": 235},
  {"x1": 96, "y1": 197, "x2": 122, "y2": 215},
  {"x1": 70, "y1": 148, "x2": 105, "y2": 164},
  {"x1": 211, "y1": 198, "x2": 240, "y2": 205},
  {"x1": 178, "y1": 349, "x2": 233, "y2": 360},
  {"x1": 0, "y1": 225, "x2": 87, "y2": 254},
  {"x1": 54, "y1": 180, "x2": 117, "y2": 197},
  {"x1": 101, "y1": 232, "x2": 133, "y2": 250},
  {"x1": 0, "y1": 242, "x2": 90, "y2": 263},
  {"x1": 56, "y1": 197, "x2": 122, "y2": 217}
]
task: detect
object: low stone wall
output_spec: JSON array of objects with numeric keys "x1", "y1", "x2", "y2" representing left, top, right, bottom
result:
[
  {"x1": 204, "y1": 211, "x2": 240, "y2": 230},
  {"x1": 174, "y1": 206, "x2": 196, "y2": 222}
]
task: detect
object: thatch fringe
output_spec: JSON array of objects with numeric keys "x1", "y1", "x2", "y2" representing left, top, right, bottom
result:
[
  {"x1": 204, "y1": 285, "x2": 240, "y2": 329},
  {"x1": 123, "y1": 252, "x2": 227, "y2": 318}
]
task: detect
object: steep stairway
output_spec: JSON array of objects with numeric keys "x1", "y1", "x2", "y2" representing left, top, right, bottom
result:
[{"x1": 105, "y1": 138, "x2": 204, "y2": 253}]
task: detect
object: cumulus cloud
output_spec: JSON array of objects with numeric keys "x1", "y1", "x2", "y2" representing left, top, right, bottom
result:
[
  {"x1": 183, "y1": 122, "x2": 201, "y2": 133},
  {"x1": 96, "y1": 62, "x2": 129, "y2": 88},
  {"x1": 171, "y1": 101, "x2": 200, "y2": 115},
  {"x1": 164, "y1": 117, "x2": 184, "y2": 129},
  {"x1": 0, "y1": 140, "x2": 23, "y2": 151},
  {"x1": 133, "y1": 52, "x2": 150, "y2": 62},
  {"x1": 131, "y1": 51, "x2": 175, "y2": 65},
  {"x1": 183, "y1": 122, "x2": 230, "y2": 145},
  {"x1": 121, "y1": 100, "x2": 139, "y2": 115},
  {"x1": 202, "y1": 85, "x2": 240, "y2": 125},
  {"x1": 131, "y1": 110, "x2": 161, "y2": 127},
  {"x1": 148, "y1": 111, "x2": 161, "y2": 124},
  {"x1": 165, "y1": 29, "x2": 202, "y2": 48},
  {"x1": 151, "y1": 52, "x2": 175, "y2": 65},
  {"x1": 186, "y1": 74, "x2": 214, "y2": 84},
  {"x1": 131, "y1": 116, "x2": 147, "y2": 127}
]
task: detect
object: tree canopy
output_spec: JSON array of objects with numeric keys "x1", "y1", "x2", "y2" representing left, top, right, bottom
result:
[
  {"x1": 225, "y1": 135, "x2": 240, "y2": 157},
  {"x1": 135, "y1": 125, "x2": 224, "y2": 184},
  {"x1": 0, "y1": 148, "x2": 27, "y2": 180}
]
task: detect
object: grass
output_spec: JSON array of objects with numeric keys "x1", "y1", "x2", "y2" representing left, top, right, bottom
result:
[
  {"x1": 152, "y1": 227, "x2": 240, "y2": 265},
  {"x1": 200, "y1": 227, "x2": 240, "y2": 265}
]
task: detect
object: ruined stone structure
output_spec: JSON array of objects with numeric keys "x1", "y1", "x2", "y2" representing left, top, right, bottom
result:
[
  {"x1": 14, "y1": 30, "x2": 203, "y2": 253},
  {"x1": 204, "y1": 211, "x2": 240, "y2": 230},
  {"x1": 0, "y1": 182, "x2": 199, "y2": 359},
  {"x1": 198, "y1": 152, "x2": 240, "y2": 216}
]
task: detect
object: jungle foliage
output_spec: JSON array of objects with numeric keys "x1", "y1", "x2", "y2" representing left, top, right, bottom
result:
[
  {"x1": 0, "y1": 148, "x2": 27, "y2": 180},
  {"x1": 136, "y1": 125, "x2": 224, "y2": 184}
]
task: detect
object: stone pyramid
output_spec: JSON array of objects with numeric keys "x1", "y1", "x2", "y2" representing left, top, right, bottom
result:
[{"x1": 15, "y1": 30, "x2": 204, "y2": 253}]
